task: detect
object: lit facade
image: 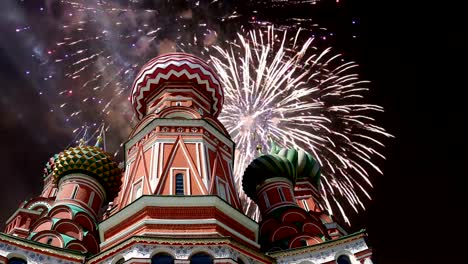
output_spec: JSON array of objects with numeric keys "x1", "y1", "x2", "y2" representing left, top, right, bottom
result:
[{"x1": 0, "y1": 53, "x2": 372, "y2": 264}]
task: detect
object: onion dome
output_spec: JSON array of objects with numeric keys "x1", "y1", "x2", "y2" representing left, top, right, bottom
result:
[
  {"x1": 53, "y1": 145, "x2": 122, "y2": 201},
  {"x1": 271, "y1": 145, "x2": 321, "y2": 186},
  {"x1": 131, "y1": 52, "x2": 224, "y2": 119},
  {"x1": 296, "y1": 150, "x2": 321, "y2": 186},
  {"x1": 242, "y1": 154, "x2": 296, "y2": 202}
]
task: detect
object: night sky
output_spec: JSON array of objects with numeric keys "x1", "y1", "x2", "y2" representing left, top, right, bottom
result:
[{"x1": 0, "y1": 1, "x2": 462, "y2": 263}]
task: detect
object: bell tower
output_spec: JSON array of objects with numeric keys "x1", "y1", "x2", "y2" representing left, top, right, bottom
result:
[{"x1": 99, "y1": 53, "x2": 259, "y2": 255}]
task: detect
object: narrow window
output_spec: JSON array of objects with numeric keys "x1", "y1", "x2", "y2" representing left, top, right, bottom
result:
[
  {"x1": 71, "y1": 186, "x2": 79, "y2": 199},
  {"x1": 88, "y1": 191, "x2": 95, "y2": 207},
  {"x1": 263, "y1": 192, "x2": 270, "y2": 208},
  {"x1": 302, "y1": 199, "x2": 310, "y2": 211},
  {"x1": 175, "y1": 101, "x2": 182, "y2": 106},
  {"x1": 46, "y1": 237, "x2": 53, "y2": 245},
  {"x1": 218, "y1": 181, "x2": 227, "y2": 201},
  {"x1": 175, "y1": 173, "x2": 184, "y2": 195},
  {"x1": 278, "y1": 188, "x2": 286, "y2": 202}
]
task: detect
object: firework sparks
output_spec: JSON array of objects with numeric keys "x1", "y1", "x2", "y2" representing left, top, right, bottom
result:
[
  {"x1": 9, "y1": 0, "x2": 389, "y2": 223},
  {"x1": 211, "y1": 27, "x2": 392, "y2": 223}
]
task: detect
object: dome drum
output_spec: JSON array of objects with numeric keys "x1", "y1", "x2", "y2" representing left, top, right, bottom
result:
[{"x1": 53, "y1": 146, "x2": 122, "y2": 201}]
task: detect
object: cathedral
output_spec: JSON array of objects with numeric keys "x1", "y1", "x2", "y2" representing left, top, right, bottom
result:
[{"x1": 0, "y1": 53, "x2": 373, "y2": 264}]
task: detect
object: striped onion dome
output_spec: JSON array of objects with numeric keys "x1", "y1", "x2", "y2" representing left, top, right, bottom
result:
[
  {"x1": 271, "y1": 145, "x2": 321, "y2": 186},
  {"x1": 53, "y1": 145, "x2": 122, "y2": 201},
  {"x1": 242, "y1": 154, "x2": 296, "y2": 202},
  {"x1": 131, "y1": 53, "x2": 224, "y2": 119}
]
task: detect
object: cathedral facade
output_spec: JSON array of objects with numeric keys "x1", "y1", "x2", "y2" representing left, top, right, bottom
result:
[{"x1": 0, "y1": 53, "x2": 372, "y2": 264}]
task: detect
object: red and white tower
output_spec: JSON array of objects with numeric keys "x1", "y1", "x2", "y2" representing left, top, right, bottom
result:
[
  {"x1": 113, "y1": 53, "x2": 241, "y2": 208},
  {"x1": 96, "y1": 53, "x2": 267, "y2": 263}
]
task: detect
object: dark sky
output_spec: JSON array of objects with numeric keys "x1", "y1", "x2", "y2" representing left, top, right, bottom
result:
[{"x1": 0, "y1": 1, "x2": 463, "y2": 263}]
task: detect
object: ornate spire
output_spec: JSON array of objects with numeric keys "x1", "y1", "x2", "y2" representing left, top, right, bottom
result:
[
  {"x1": 77, "y1": 124, "x2": 88, "y2": 147},
  {"x1": 95, "y1": 123, "x2": 106, "y2": 149}
]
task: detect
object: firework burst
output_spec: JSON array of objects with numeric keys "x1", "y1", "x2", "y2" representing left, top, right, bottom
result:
[
  {"x1": 211, "y1": 27, "x2": 392, "y2": 224},
  {"x1": 32, "y1": 0, "x2": 328, "y2": 156}
]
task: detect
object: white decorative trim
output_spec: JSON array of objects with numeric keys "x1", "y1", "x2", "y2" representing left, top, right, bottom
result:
[
  {"x1": 149, "y1": 145, "x2": 154, "y2": 190},
  {"x1": 271, "y1": 236, "x2": 369, "y2": 264},
  {"x1": 159, "y1": 143, "x2": 164, "y2": 179},
  {"x1": 125, "y1": 119, "x2": 233, "y2": 161},
  {"x1": 93, "y1": 242, "x2": 260, "y2": 264},
  {"x1": 0, "y1": 240, "x2": 83, "y2": 264},
  {"x1": 205, "y1": 144, "x2": 212, "y2": 182},
  {"x1": 196, "y1": 143, "x2": 201, "y2": 181}
]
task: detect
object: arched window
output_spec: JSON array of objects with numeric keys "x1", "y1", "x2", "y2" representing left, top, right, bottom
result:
[
  {"x1": 190, "y1": 253, "x2": 213, "y2": 264},
  {"x1": 152, "y1": 253, "x2": 174, "y2": 264},
  {"x1": 8, "y1": 258, "x2": 27, "y2": 264},
  {"x1": 237, "y1": 258, "x2": 246, "y2": 264},
  {"x1": 337, "y1": 255, "x2": 352, "y2": 264},
  {"x1": 115, "y1": 258, "x2": 125, "y2": 264},
  {"x1": 175, "y1": 173, "x2": 184, "y2": 195}
]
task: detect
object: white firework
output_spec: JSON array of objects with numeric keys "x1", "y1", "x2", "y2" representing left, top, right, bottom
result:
[{"x1": 210, "y1": 27, "x2": 392, "y2": 224}]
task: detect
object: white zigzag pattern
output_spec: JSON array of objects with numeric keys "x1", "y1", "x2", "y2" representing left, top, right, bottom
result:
[
  {"x1": 132, "y1": 58, "x2": 221, "y2": 95},
  {"x1": 133, "y1": 54, "x2": 213, "y2": 82},
  {"x1": 132, "y1": 59, "x2": 222, "y2": 119}
]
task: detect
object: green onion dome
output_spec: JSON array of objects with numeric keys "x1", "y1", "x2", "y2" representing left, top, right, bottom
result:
[
  {"x1": 270, "y1": 142, "x2": 321, "y2": 187},
  {"x1": 242, "y1": 154, "x2": 296, "y2": 202},
  {"x1": 296, "y1": 150, "x2": 321, "y2": 186},
  {"x1": 53, "y1": 145, "x2": 122, "y2": 201}
]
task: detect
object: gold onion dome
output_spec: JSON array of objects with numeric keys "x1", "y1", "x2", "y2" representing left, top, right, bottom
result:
[{"x1": 53, "y1": 145, "x2": 122, "y2": 201}]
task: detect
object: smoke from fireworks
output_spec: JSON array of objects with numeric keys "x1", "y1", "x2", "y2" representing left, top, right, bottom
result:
[{"x1": 211, "y1": 27, "x2": 392, "y2": 223}]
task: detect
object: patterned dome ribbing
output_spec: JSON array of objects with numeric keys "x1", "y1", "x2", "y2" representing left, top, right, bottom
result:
[
  {"x1": 271, "y1": 143, "x2": 321, "y2": 186},
  {"x1": 242, "y1": 142, "x2": 322, "y2": 201},
  {"x1": 53, "y1": 145, "x2": 122, "y2": 201}
]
